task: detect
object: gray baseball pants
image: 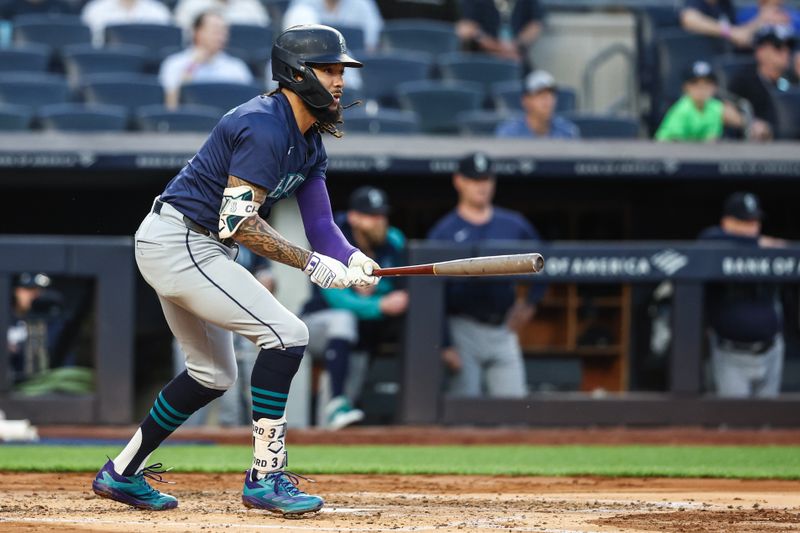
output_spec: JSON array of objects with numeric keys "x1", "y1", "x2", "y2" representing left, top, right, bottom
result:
[
  {"x1": 135, "y1": 198, "x2": 308, "y2": 391},
  {"x1": 710, "y1": 332, "x2": 784, "y2": 398},
  {"x1": 447, "y1": 316, "x2": 528, "y2": 398}
]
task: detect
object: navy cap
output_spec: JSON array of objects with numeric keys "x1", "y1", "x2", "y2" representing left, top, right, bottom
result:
[
  {"x1": 457, "y1": 152, "x2": 495, "y2": 179},
  {"x1": 724, "y1": 192, "x2": 763, "y2": 221},
  {"x1": 754, "y1": 25, "x2": 796, "y2": 48},
  {"x1": 683, "y1": 60, "x2": 717, "y2": 83},
  {"x1": 349, "y1": 186, "x2": 390, "y2": 215},
  {"x1": 14, "y1": 272, "x2": 51, "y2": 289}
]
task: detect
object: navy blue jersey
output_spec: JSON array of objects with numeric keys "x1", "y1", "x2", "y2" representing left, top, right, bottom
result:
[
  {"x1": 427, "y1": 207, "x2": 545, "y2": 325},
  {"x1": 161, "y1": 92, "x2": 327, "y2": 232},
  {"x1": 698, "y1": 226, "x2": 781, "y2": 342}
]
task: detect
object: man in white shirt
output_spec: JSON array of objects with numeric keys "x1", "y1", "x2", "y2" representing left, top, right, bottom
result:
[
  {"x1": 283, "y1": 0, "x2": 383, "y2": 51},
  {"x1": 82, "y1": 0, "x2": 172, "y2": 46},
  {"x1": 173, "y1": 0, "x2": 269, "y2": 35},
  {"x1": 159, "y1": 11, "x2": 253, "y2": 108}
]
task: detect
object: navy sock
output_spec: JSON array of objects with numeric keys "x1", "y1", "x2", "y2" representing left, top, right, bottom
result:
[
  {"x1": 250, "y1": 346, "x2": 304, "y2": 421},
  {"x1": 120, "y1": 371, "x2": 223, "y2": 476},
  {"x1": 324, "y1": 338, "x2": 351, "y2": 398}
]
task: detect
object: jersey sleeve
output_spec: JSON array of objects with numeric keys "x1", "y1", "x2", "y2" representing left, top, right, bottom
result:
[
  {"x1": 309, "y1": 140, "x2": 328, "y2": 180},
  {"x1": 228, "y1": 114, "x2": 286, "y2": 192}
]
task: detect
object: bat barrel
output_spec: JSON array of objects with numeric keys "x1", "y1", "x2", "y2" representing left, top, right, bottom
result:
[{"x1": 433, "y1": 253, "x2": 544, "y2": 276}]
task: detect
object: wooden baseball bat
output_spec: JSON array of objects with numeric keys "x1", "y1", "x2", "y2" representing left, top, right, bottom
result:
[{"x1": 373, "y1": 253, "x2": 544, "y2": 277}]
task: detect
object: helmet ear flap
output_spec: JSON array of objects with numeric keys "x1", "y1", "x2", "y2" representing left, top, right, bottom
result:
[{"x1": 271, "y1": 46, "x2": 334, "y2": 109}]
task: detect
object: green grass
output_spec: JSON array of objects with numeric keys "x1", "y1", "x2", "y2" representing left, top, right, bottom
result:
[{"x1": 1, "y1": 444, "x2": 799, "y2": 479}]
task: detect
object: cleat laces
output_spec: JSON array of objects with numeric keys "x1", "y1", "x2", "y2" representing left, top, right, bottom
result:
[{"x1": 270, "y1": 470, "x2": 315, "y2": 496}]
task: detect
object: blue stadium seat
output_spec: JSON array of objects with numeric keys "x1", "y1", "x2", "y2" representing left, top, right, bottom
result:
[
  {"x1": 0, "y1": 73, "x2": 69, "y2": 109},
  {"x1": 0, "y1": 44, "x2": 51, "y2": 72},
  {"x1": 491, "y1": 80, "x2": 578, "y2": 113},
  {"x1": 456, "y1": 110, "x2": 515, "y2": 136},
  {"x1": 336, "y1": 25, "x2": 365, "y2": 53},
  {"x1": 179, "y1": 82, "x2": 264, "y2": 113},
  {"x1": 359, "y1": 51, "x2": 432, "y2": 106},
  {"x1": 136, "y1": 104, "x2": 221, "y2": 133},
  {"x1": 38, "y1": 103, "x2": 128, "y2": 132},
  {"x1": 63, "y1": 44, "x2": 150, "y2": 86},
  {"x1": 105, "y1": 23, "x2": 182, "y2": 53},
  {"x1": 772, "y1": 89, "x2": 800, "y2": 140},
  {"x1": 656, "y1": 29, "x2": 729, "y2": 103},
  {"x1": 396, "y1": 80, "x2": 483, "y2": 134},
  {"x1": 228, "y1": 24, "x2": 273, "y2": 64},
  {"x1": 438, "y1": 53, "x2": 521, "y2": 96},
  {"x1": 713, "y1": 55, "x2": 756, "y2": 93},
  {"x1": 381, "y1": 19, "x2": 458, "y2": 57},
  {"x1": 565, "y1": 114, "x2": 640, "y2": 139},
  {"x1": 83, "y1": 75, "x2": 164, "y2": 115},
  {"x1": 0, "y1": 104, "x2": 33, "y2": 131},
  {"x1": 12, "y1": 13, "x2": 83, "y2": 26},
  {"x1": 13, "y1": 17, "x2": 91, "y2": 49},
  {"x1": 343, "y1": 108, "x2": 420, "y2": 134}
]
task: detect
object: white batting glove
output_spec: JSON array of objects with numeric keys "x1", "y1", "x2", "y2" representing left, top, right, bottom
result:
[
  {"x1": 304, "y1": 252, "x2": 352, "y2": 289},
  {"x1": 348, "y1": 250, "x2": 380, "y2": 287}
]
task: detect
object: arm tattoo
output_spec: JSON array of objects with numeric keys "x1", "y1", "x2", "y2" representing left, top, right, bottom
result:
[{"x1": 227, "y1": 175, "x2": 311, "y2": 269}]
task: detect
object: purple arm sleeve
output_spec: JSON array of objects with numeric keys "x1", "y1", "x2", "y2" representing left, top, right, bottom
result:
[{"x1": 296, "y1": 177, "x2": 357, "y2": 264}]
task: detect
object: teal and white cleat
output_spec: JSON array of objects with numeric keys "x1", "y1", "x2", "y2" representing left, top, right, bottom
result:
[
  {"x1": 92, "y1": 459, "x2": 178, "y2": 511},
  {"x1": 242, "y1": 469, "x2": 324, "y2": 516}
]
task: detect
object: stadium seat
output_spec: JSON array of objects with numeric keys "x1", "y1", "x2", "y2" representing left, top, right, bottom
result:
[
  {"x1": 0, "y1": 104, "x2": 33, "y2": 131},
  {"x1": 38, "y1": 103, "x2": 128, "y2": 132},
  {"x1": 13, "y1": 17, "x2": 91, "y2": 49},
  {"x1": 105, "y1": 24, "x2": 182, "y2": 53},
  {"x1": 336, "y1": 25, "x2": 365, "y2": 53},
  {"x1": 565, "y1": 114, "x2": 641, "y2": 139},
  {"x1": 772, "y1": 89, "x2": 800, "y2": 140},
  {"x1": 228, "y1": 24, "x2": 273, "y2": 64},
  {"x1": 359, "y1": 51, "x2": 432, "y2": 106},
  {"x1": 136, "y1": 104, "x2": 221, "y2": 133},
  {"x1": 713, "y1": 55, "x2": 756, "y2": 93},
  {"x1": 438, "y1": 53, "x2": 521, "y2": 96},
  {"x1": 396, "y1": 80, "x2": 483, "y2": 134},
  {"x1": 456, "y1": 110, "x2": 515, "y2": 136},
  {"x1": 381, "y1": 19, "x2": 459, "y2": 57},
  {"x1": 63, "y1": 44, "x2": 150, "y2": 86},
  {"x1": 343, "y1": 108, "x2": 420, "y2": 134},
  {"x1": 83, "y1": 75, "x2": 164, "y2": 115},
  {"x1": 0, "y1": 73, "x2": 69, "y2": 109},
  {"x1": 491, "y1": 80, "x2": 578, "y2": 113},
  {"x1": 656, "y1": 29, "x2": 730, "y2": 103},
  {"x1": 0, "y1": 44, "x2": 51, "y2": 73},
  {"x1": 179, "y1": 82, "x2": 264, "y2": 113}
]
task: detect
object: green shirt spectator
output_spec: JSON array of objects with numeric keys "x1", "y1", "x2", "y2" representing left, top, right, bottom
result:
[{"x1": 656, "y1": 94, "x2": 724, "y2": 141}]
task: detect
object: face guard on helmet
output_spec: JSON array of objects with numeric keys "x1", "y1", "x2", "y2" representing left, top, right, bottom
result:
[{"x1": 271, "y1": 24, "x2": 363, "y2": 109}]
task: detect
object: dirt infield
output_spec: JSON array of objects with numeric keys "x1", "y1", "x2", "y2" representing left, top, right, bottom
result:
[{"x1": 1, "y1": 472, "x2": 798, "y2": 532}]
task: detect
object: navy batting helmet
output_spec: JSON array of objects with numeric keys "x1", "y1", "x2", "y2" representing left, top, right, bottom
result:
[{"x1": 271, "y1": 24, "x2": 363, "y2": 109}]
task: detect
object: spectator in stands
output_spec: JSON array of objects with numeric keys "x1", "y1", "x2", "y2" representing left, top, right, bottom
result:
[
  {"x1": 680, "y1": 0, "x2": 762, "y2": 48},
  {"x1": 456, "y1": 0, "x2": 543, "y2": 65},
  {"x1": 376, "y1": 0, "x2": 459, "y2": 22},
  {"x1": 301, "y1": 186, "x2": 407, "y2": 429},
  {"x1": 428, "y1": 153, "x2": 544, "y2": 398},
  {"x1": 738, "y1": 0, "x2": 800, "y2": 35},
  {"x1": 0, "y1": 0, "x2": 74, "y2": 18},
  {"x1": 159, "y1": 11, "x2": 253, "y2": 109},
  {"x1": 699, "y1": 192, "x2": 787, "y2": 398},
  {"x1": 728, "y1": 25, "x2": 795, "y2": 139},
  {"x1": 283, "y1": 0, "x2": 384, "y2": 51},
  {"x1": 81, "y1": 0, "x2": 172, "y2": 46},
  {"x1": 495, "y1": 70, "x2": 579, "y2": 139},
  {"x1": 173, "y1": 0, "x2": 268, "y2": 36},
  {"x1": 656, "y1": 60, "x2": 751, "y2": 141}
]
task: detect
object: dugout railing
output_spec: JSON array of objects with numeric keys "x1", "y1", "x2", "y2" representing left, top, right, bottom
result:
[
  {"x1": 0, "y1": 236, "x2": 135, "y2": 424},
  {"x1": 400, "y1": 241, "x2": 800, "y2": 427}
]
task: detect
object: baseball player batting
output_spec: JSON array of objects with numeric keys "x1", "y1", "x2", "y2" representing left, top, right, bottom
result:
[{"x1": 91, "y1": 25, "x2": 375, "y2": 516}]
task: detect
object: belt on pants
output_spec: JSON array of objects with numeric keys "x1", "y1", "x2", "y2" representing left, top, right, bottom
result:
[
  {"x1": 153, "y1": 199, "x2": 235, "y2": 247},
  {"x1": 716, "y1": 337, "x2": 775, "y2": 355}
]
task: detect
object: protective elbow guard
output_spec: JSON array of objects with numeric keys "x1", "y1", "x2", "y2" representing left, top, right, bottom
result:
[{"x1": 218, "y1": 185, "x2": 260, "y2": 238}]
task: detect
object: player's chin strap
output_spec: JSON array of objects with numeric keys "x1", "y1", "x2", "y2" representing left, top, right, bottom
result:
[{"x1": 252, "y1": 416, "x2": 288, "y2": 475}]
